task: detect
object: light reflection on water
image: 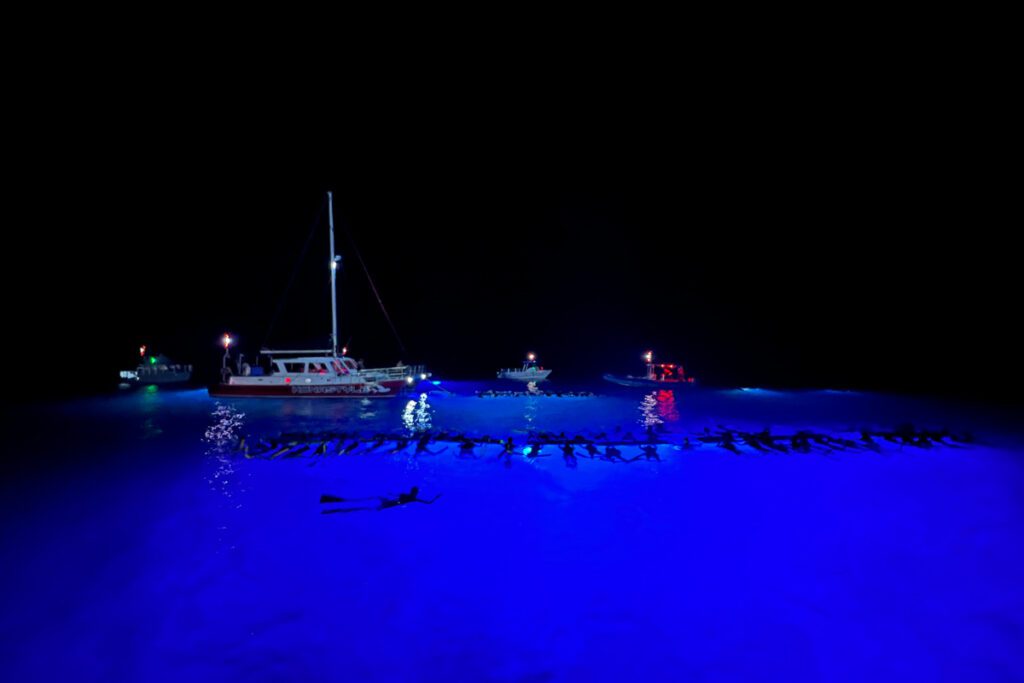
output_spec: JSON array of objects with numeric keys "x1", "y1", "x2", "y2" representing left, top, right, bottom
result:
[
  {"x1": 638, "y1": 390, "x2": 680, "y2": 429},
  {"x1": 203, "y1": 403, "x2": 246, "y2": 453},
  {"x1": 523, "y1": 396, "x2": 538, "y2": 433},
  {"x1": 520, "y1": 382, "x2": 542, "y2": 436},
  {"x1": 656, "y1": 390, "x2": 680, "y2": 423},
  {"x1": 138, "y1": 385, "x2": 164, "y2": 438},
  {"x1": 359, "y1": 397, "x2": 377, "y2": 421},
  {"x1": 401, "y1": 393, "x2": 433, "y2": 434},
  {"x1": 638, "y1": 392, "x2": 662, "y2": 428},
  {"x1": 203, "y1": 403, "x2": 247, "y2": 505}
]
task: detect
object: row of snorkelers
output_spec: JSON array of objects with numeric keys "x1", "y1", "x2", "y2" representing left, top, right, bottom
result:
[
  {"x1": 233, "y1": 424, "x2": 969, "y2": 462},
  {"x1": 474, "y1": 390, "x2": 597, "y2": 398}
]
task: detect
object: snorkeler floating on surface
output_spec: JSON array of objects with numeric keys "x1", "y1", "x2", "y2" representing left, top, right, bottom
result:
[
  {"x1": 632, "y1": 444, "x2": 661, "y2": 461},
  {"x1": 414, "y1": 433, "x2": 445, "y2": 455},
  {"x1": 456, "y1": 437, "x2": 478, "y2": 458},
  {"x1": 320, "y1": 486, "x2": 442, "y2": 513}
]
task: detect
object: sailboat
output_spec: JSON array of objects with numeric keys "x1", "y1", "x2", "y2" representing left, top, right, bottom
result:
[{"x1": 208, "y1": 192, "x2": 427, "y2": 398}]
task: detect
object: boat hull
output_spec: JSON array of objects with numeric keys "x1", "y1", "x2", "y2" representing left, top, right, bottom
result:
[
  {"x1": 497, "y1": 370, "x2": 552, "y2": 382},
  {"x1": 120, "y1": 370, "x2": 193, "y2": 385},
  {"x1": 208, "y1": 382, "x2": 399, "y2": 398},
  {"x1": 602, "y1": 373, "x2": 695, "y2": 389},
  {"x1": 125, "y1": 375, "x2": 192, "y2": 386}
]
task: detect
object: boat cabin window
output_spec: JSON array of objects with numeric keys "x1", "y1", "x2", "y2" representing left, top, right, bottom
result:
[
  {"x1": 331, "y1": 360, "x2": 347, "y2": 374},
  {"x1": 284, "y1": 362, "x2": 306, "y2": 373},
  {"x1": 309, "y1": 362, "x2": 329, "y2": 374},
  {"x1": 341, "y1": 359, "x2": 359, "y2": 372}
]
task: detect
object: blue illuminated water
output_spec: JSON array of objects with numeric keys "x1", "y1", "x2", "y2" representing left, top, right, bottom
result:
[{"x1": 1, "y1": 383, "x2": 1022, "y2": 682}]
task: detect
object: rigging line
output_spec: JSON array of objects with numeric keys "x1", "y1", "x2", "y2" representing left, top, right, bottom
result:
[
  {"x1": 261, "y1": 196, "x2": 327, "y2": 350},
  {"x1": 341, "y1": 223, "x2": 409, "y2": 357}
]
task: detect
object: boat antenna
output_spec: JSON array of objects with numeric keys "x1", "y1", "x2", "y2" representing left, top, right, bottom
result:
[{"x1": 328, "y1": 191, "x2": 341, "y2": 357}]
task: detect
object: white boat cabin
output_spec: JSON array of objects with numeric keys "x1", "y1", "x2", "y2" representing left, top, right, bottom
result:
[{"x1": 247, "y1": 356, "x2": 363, "y2": 377}]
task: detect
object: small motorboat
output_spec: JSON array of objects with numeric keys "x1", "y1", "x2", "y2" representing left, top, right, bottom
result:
[
  {"x1": 119, "y1": 347, "x2": 193, "y2": 387},
  {"x1": 497, "y1": 353, "x2": 552, "y2": 382},
  {"x1": 603, "y1": 350, "x2": 695, "y2": 388}
]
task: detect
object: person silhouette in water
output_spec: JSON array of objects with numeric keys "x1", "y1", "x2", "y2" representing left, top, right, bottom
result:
[{"x1": 320, "y1": 486, "x2": 442, "y2": 513}]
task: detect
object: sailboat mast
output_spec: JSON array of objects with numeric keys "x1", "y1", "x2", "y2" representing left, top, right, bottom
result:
[{"x1": 328, "y1": 191, "x2": 339, "y2": 357}]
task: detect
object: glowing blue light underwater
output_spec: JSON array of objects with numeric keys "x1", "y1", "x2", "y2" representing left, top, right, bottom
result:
[
  {"x1": 4, "y1": 385, "x2": 1022, "y2": 682},
  {"x1": 734, "y1": 387, "x2": 783, "y2": 396}
]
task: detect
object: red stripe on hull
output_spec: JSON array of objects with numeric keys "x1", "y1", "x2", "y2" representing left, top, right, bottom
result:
[{"x1": 208, "y1": 383, "x2": 399, "y2": 398}]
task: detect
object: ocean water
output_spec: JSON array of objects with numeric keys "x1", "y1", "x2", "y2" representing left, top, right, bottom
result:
[{"x1": 1, "y1": 383, "x2": 1022, "y2": 682}]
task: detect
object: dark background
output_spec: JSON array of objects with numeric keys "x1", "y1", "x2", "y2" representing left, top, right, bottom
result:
[{"x1": 6, "y1": 80, "x2": 1017, "y2": 404}]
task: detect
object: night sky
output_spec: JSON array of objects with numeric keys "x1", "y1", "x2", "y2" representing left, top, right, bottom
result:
[{"x1": 8, "y1": 94, "x2": 1016, "y2": 403}]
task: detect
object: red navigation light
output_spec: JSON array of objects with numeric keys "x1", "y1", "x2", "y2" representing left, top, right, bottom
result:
[
  {"x1": 222, "y1": 334, "x2": 233, "y2": 349},
  {"x1": 285, "y1": 377, "x2": 291, "y2": 384},
  {"x1": 139, "y1": 345, "x2": 146, "y2": 358}
]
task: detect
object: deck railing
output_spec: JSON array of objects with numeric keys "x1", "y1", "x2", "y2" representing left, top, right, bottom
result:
[{"x1": 363, "y1": 364, "x2": 428, "y2": 380}]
